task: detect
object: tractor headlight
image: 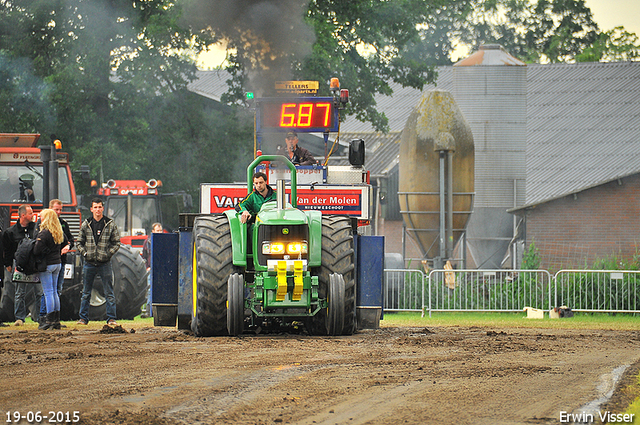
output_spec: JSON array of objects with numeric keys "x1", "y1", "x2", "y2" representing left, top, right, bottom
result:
[
  {"x1": 262, "y1": 242, "x2": 285, "y2": 255},
  {"x1": 287, "y1": 242, "x2": 308, "y2": 255},
  {"x1": 262, "y1": 241, "x2": 308, "y2": 255}
]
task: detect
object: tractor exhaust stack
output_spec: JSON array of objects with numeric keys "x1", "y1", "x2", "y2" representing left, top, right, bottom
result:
[{"x1": 276, "y1": 179, "x2": 286, "y2": 210}]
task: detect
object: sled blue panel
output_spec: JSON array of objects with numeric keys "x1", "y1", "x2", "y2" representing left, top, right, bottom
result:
[
  {"x1": 151, "y1": 233, "x2": 179, "y2": 304},
  {"x1": 355, "y1": 235, "x2": 384, "y2": 327},
  {"x1": 356, "y1": 235, "x2": 384, "y2": 307},
  {"x1": 151, "y1": 233, "x2": 179, "y2": 326}
]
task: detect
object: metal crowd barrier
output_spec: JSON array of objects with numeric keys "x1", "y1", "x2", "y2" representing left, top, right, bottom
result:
[
  {"x1": 554, "y1": 270, "x2": 640, "y2": 313},
  {"x1": 383, "y1": 269, "x2": 426, "y2": 313},
  {"x1": 383, "y1": 268, "x2": 640, "y2": 316},
  {"x1": 427, "y1": 269, "x2": 553, "y2": 316}
]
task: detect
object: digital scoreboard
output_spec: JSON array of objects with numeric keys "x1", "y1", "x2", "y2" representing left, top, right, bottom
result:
[{"x1": 257, "y1": 97, "x2": 339, "y2": 133}]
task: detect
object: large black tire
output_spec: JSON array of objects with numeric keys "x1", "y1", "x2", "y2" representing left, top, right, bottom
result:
[
  {"x1": 308, "y1": 216, "x2": 356, "y2": 335},
  {"x1": 327, "y1": 274, "x2": 346, "y2": 336},
  {"x1": 61, "y1": 244, "x2": 148, "y2": 321},
  {"x1": 227, "y1": 273, "x2": 244, "y2": 336},
  {"x1": 111, "y1": 244, "x2": 148, "y2": 319},
  {"x1": 191, "y1": 215, "x2": 234, "y2": 337}
]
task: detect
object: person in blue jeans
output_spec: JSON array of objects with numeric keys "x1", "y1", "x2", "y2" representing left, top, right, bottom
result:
[
  {"x1": 76, "y1": 198, "x2": 120, "y2": 325},
  {"x1": 34, "y1": 209, "x2": 67, "y2": 330},
  {"x1": 36, "y1": 199, "x2": 74, "y2": 327},
  {"x1": 2, "y1": 204, "x2": 40, "y2": 326}
]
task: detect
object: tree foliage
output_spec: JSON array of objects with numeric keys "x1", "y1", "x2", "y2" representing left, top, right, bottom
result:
[
  {"x1": 183, "y1": 0, "x2": 471, "y2": 132},
  {"x1": 0, "y1": 0, "x2": 251, "y2": 202}
]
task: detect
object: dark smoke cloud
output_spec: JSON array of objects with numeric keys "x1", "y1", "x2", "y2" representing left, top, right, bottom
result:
[{"x1": 181, "y1": 0, "x2": 315, "y2": 95}]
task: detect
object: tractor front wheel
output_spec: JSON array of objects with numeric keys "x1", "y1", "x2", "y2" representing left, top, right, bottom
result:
[
  {"x1": 327, "y1": 273, "x2": 346, "y2": 335},
  {"x1": 227, "y1": 273, "x2": 244, "y2": 336},
  {"x1": 308, "y1": 215, "x2": 356, "y2": 335},
  {"x1": 191, "y1": 215, "x2": 234, "y2": 337}
]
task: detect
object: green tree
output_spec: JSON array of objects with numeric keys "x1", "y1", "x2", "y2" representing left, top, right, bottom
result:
[
  {"x1": 454, "y1": 0, "x2": 639, "y2": 64},
  {"x1": 576, "y1": 27, "x2": 640, "y2": 62},
  {"x1": 0, "y1": 0, "x2": 242, "y2": 203},
  {"x1": 522, "y1": 240, "x2": 541, "y2": 270}
]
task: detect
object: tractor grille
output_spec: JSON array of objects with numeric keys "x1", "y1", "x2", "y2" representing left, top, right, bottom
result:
[
  {"x1": 256, "y1": 224, "x2": 309, "y2": 266},
  {"x1": 60, "y1": 212, "x2": 82, "y2": 240}
]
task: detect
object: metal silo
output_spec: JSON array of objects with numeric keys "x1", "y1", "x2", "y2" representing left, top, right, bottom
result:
[{"x1": 453, "y1": 44, "x2": 527, "y2": 268}]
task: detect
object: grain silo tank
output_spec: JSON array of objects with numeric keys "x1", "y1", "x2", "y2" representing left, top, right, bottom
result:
[
  {"x1": 398, "y1": 90, "x2": 474, "y2": 260},
  {"x1": 453, "y1": 44, "x2": 527, "y2": 268}
]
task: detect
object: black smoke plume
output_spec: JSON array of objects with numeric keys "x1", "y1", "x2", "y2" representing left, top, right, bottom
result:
[{"x1": 181, "y1": 0, "x2": 315, "y2": 96}]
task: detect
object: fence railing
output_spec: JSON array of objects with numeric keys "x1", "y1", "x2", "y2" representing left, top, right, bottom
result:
[
  {"x1": 554, "y1": 270, "x2": 640, "y2": 313},
  {"x1": 382, "y1": 268, "x2": 640, "y2": 316},
  {"x1": 383, "y1": 269, "x2": 426, "y2": 313}
]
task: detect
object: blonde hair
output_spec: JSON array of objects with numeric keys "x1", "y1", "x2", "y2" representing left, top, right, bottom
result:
[{"x1": 40, "y1": 209, "x2": 64, "y2": 244}]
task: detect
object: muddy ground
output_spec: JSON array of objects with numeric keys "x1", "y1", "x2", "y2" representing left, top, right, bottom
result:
[{"x1": 0, "y1": 323, "x2": 639, "y2": 425}]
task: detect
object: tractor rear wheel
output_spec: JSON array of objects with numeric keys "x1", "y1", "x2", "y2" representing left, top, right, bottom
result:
[
  {"x1": 110, "y1": 244, "x2": 148, "y2": 320},
  {"x1": 191, "y1": 215, "x2": 234, "y2": 337},
  {"x1": 308, "y1": 215, "x2": 356, "y2": 335},
  {"x1": 227, "y1": 273, "x2": 244, "y2": 336}
]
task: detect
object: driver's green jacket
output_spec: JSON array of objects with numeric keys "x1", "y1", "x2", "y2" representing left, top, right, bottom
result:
[{"x1": 238, "y1": 185, "x2": 277, "y2": 217}]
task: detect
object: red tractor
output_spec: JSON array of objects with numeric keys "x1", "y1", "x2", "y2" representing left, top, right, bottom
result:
[
  {"x1": 92, "y1": 178, "x2": 192, "y2": 253},
  {"x1": 94, "y1": 179, "x2": 164, "y2": 253}
]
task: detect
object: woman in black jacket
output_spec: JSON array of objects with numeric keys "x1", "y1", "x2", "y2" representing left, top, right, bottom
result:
[{"x1": 34, "y1": 209, "x2": 67, "y2": 330}]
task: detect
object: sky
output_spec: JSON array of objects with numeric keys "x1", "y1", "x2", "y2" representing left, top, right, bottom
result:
[
  {"x1": 586, "y1": 0, "x2": 640, "y2": 35},
  {"x1": 196, "y1": 0, "x2": 640, "y2": 69}
]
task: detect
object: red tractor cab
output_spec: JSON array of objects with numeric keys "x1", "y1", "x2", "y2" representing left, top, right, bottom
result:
[{"x1": 94, "y1": 179, "x2": 164, "y2": 253}]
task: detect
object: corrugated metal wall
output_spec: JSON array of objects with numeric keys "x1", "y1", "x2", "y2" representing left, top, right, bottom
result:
[
  {"x1": 452, "y1": 45, "x2": 527, "y2": 268},
  {"x1": 453, "y1": 65, "x2": 527, "y2": 208}
]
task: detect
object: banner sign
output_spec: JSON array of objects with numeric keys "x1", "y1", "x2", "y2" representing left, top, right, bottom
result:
[{"x1": 201, "y1": 184, "x2": 371, "y2": 220}]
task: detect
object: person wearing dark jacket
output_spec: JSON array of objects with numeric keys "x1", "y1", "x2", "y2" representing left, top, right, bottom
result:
[
  {"x1": 76, "y1": 198, "x2": 120, "y2": 325},
  {"x1": 34, "y1": 209, "x2": 66, "y2": 330},
  {"x1": 35, "y1": 199, "x2": 74, "y2": 326},
  {"x1": 2, "y1": 204, "x2": 40, "y2": 326},
  {"x1": 283, "y1": 131, "x2": 317, "y2": 165}
]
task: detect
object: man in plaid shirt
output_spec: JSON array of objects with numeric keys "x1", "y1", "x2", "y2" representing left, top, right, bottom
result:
[{"x1": 76, "y1": 198, "x2": 120, "y2": 325}]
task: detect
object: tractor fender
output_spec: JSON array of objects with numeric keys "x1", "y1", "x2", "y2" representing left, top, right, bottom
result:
[
  {"x1": 305, "y1": 210, "x2": 323, "y2": 267},
  {"x1": 224, "y1": 210, "x2": 247, "y2": 268}
]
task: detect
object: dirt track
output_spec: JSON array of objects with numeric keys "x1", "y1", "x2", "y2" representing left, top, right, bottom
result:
[{"x1": 1, "y1": 324, "x2": 639, "y2": 425}]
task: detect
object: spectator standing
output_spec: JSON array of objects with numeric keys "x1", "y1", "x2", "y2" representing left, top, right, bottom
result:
[
  {"x1": 141, "y1": 222, "x2": 163, "y2": 318},
  {"x1": 36, "y1": 199, "x2": 74, "y2": 327},
  {"x1": 2, "y1": 204, "x2": 41, "y2": 326},
  {"x1": 76, "y1": 198, "x2": 120, "y2": 325},
  {"x1": 34, "y1": 209, "x2": 67, "y2": 330}
]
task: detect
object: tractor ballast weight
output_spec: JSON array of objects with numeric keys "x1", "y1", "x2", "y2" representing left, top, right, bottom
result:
[{"x1": 190, "y1": 155, "x2": 356, "y2": 336}]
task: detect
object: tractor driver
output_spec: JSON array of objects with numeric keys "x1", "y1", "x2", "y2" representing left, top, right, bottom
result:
[
  {"x1": 283, "y1": 131, "x2": 317, "y2": 165},
  {"x1": 238, "y1": 172, "x2": 276, "y2": 224}
]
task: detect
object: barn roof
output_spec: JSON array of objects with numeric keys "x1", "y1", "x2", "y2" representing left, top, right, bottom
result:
[{"x1": 522, "y1": 61, "x2": 640, "y2": 208}]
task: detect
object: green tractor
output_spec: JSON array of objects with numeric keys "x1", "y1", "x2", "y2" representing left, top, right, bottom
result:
[{"x1": 190, "y1": 155, "x2": 356, "y2": 336}]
